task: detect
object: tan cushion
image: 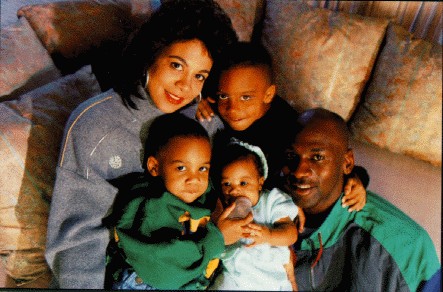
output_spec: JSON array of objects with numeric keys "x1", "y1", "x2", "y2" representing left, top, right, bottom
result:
[
  {"x1": 351, "y1": 139, "x2": 441, "y2": 260},
  {"x1": 16, "y1": 0, "x2": 141, "y2": 59},
  {"x1": 215, "y1": 0, "x2": 263, "y2": 41},
  {"x1": 0, "y1": 65, "x2": 101, "y2": 284},
  {"x1": 0, "y1": 17, "x2": 61, "y2": 101},
  {"x1": 261, "y1": 0, "x2": 388, "y2": 120},
  {"x1": 351, "y1": 24, "x2": 442, "y2": 166}
]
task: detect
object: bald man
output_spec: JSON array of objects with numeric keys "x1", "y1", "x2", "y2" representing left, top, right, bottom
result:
[{"x1": 281, "y1": 108, "x2": 440, "y2": 291}]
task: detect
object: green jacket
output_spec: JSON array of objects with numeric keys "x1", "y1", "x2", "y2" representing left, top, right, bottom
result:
[
  {"x1": 115, "y1": 176, "x2": 224, "y2": 290},
  {"x1": 293, "y1": 191, "x2": 440, "y2": 291}
]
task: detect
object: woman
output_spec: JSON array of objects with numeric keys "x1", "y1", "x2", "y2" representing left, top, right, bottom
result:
[{"x1": 45, "y1": 0, "x2": 239, "y2": 289}]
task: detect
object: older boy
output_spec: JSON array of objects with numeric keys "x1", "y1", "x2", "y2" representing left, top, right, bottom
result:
[{"x1": 198, "y1": 42, "x2": 367, "y2": 211}]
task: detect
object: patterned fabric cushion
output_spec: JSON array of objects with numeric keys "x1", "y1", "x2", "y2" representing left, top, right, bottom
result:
[
  {"x1": 215, "y1": 0, "x2": 263, "y2": 41},
  {"x1": 261, "y1": 0, "x2": 388, "y2": 120},
  {"x1": 16, "y1": 1, "x2": 140, "y2": 59},
  {"x1": 0, "y1": 17, "x2": 61, "y2": 101},
  {"x1": 0, "y1": 65, "x2": 102, "y2": 284},
  {"x1": 16, "y1": 0, "x2": 157, "y2": 78},
  {"x1": 351, "y1": 24, "x2": 442, "y2": 166}
]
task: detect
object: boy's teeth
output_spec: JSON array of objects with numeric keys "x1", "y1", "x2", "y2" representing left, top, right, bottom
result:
[{"x1": 297, "y1": 184, "x2": 311, "y2": 189}]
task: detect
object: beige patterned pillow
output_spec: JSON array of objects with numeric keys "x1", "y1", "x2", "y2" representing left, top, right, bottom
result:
[
  {"x1": 16, "y1": 1, "x2": 140, "y2": 59},
  {"x1": 0, "y1": 66, "x2": 101, "y2": 284},
  {"x1": 351, "y1": 24, "x2": 442, "y2": 166},
  {"x1": 261, "y1": 0, "x2": 388, "y2": 120},
  {"x1": 215, "y1": 0, "x2": 263, "y2": 41},
  {"x1": 0, "y1": 17, "x2": 61, "y2": 101}
]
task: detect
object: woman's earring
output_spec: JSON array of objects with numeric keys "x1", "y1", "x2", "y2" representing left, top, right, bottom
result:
[
  {"x1": 145, "y1": 72, "x2": 150, "y2": 88},
  {"x1": 196, "y1": 93, "x2": 202, "y2": 103}
]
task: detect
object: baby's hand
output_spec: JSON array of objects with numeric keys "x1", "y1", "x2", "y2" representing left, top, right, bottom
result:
[
  {"x1": 243, "y1": 223, "x2": 271, "y2": 247},
  {"x1": 196, "y1": 98, "x2": 215, "y2": 122},
  {"x1": 342, "y1": 176, "x2": 366, "y2": 212},
  {"x1": 216, "y1": 202, "x2": 253, "y2": 245},
  {"x1": 295, "y1": 206, "x2": 305, "y2": 233}
]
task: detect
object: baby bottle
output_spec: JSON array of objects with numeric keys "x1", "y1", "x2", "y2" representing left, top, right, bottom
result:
[{"x1": 227, "y1": 196, "x2": 252, "y2": 219}]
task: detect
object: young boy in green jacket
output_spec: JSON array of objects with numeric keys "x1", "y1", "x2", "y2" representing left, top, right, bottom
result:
[{"x1": 105, "y1": 113, "x2": 250, "y2": 290}]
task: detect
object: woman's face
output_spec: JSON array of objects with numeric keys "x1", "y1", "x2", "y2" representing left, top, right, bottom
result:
[{"x1": 147, "y1": 39, "x2": 213, "y2": 113}]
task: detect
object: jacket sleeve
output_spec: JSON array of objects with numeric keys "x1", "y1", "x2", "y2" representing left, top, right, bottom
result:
[
  {"x1": 45, "y1": 166, "x2": 117, "y2": 289},
  {"x1": 117, "y1": 221, "x2": 225, "y2": 289}
]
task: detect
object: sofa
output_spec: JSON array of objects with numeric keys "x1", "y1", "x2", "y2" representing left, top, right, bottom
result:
[{"x1": 0, "y1": 0, "x2": 441, "y2": 288}]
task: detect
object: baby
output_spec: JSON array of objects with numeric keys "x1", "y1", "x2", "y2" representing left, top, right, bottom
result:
[{"x1": 210, "y1": 138, "x2": 299, "y2": 291}]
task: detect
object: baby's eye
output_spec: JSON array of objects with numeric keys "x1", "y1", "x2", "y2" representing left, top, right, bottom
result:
[
  {"x1": 171, "y1": 62, "x2": 183, "y2": 70},
  {"x1": 312, "y1": 154, "x2": 325, "y2": 161},
  {"x1": 217, "y1": 94, "x2": 229, "y2": 100},
  {"x1": 240, "y1": 95, "x2": 252, "y2": 101},
  {"x1": 240, "y1": 181, "x2": 248, "y2": 186},
  {"x1": 222, "y1": 182, "x2": 231, "y2": 187},
  {"x1": 177, "y1": 165, "x2": 186, "y2": 171}
]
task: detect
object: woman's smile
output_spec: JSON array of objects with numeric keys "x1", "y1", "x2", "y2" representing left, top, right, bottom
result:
[{"x1": 146, "y1": 39, "x2": 213, "y2": 113}]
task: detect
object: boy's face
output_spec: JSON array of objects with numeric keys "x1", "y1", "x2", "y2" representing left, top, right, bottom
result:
[
  {"x1": 216, "y1": 66, "x2": 276, "y2": 131},
  {"x1": 147, "y1": 136, "x2": 211, "y2": 203},
  {"x1": 220, "y1": 156, "x2": 264, "y2": 207}
]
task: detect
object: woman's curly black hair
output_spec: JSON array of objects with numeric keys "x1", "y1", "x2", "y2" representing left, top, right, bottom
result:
[{"x1": 113, "y1": 0, "x2": 238, "y2": 109}]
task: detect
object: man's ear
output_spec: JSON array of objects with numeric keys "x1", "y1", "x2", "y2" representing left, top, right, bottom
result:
[
  {"x1": 264, "y1": 84, "x2": 276, "y2": 104},
  {"x1": 343, "y1": 149, "x2": 355, "y2": 175},
  {"x1": 147, "y1": 156, "x2": 159, "y2": 176}
]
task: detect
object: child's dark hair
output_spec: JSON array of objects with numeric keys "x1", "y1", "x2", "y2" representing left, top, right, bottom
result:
[
  {"x1": 113, "y1": 0, "x2": 238, "y2": 109},
  {"x1": 143, "y1": 113, "x2": 210, "y2": 168},
  {"x1": 206, "y1": 41, "x2": 274, "y2": 97}
]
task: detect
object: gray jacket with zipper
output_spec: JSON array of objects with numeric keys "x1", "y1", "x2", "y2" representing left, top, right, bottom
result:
[{"x1": 45, "y1": 86, "x2": 223, "y2": 289}]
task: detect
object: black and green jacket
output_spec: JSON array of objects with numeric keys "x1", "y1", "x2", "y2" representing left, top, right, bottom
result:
[
  {"x1": 113, "y1": 176, "x2": 224, "y2": 290},
  {"x1": 293, "y1": 191, "x2": 440, "y2": 291}
]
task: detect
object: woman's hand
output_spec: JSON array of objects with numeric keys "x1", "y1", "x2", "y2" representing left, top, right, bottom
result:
[
  {"x1": 216, "y1": 202, "x2": 253, "y2": 245},
  {"x1": 196, "y1": 98, "x2": 216, "y2": 122},
  {"x1": 342, "y1": 175, "x2": 366, "y2": 212}
]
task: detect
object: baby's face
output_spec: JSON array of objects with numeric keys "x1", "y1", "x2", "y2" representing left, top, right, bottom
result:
[
  {"x1": 220, "y1": 156, "x2": 264, "y2": 207},
  {"x1": 216, "y1": 65, "x2": 275, "y2": 131},
  {"x1": 150, "y1": 136, "x2": 211, "y2": 203}
]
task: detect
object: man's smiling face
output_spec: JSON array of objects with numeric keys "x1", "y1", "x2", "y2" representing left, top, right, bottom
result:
[{"x1": 281, "y1": 118, "x2": 354, "y2": 214}]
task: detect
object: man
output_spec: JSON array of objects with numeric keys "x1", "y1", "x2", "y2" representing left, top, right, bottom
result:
[{"x1": 281, "y1": 108, "x2": 440, "y2": 291}]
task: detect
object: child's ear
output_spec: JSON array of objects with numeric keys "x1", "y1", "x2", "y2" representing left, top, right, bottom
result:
[
  {"x1": 258, "y1": 176, "x2": 265, "y2": 191},
  {"x1": 147, "y1": 156, "x2": 160, "y2": 176},
  {"x1": 343, "y1": 149, "x2": 355, "y2": 175},
  {"x1": 264, "y1": 84, "x2": 276, "y2": 104}
]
